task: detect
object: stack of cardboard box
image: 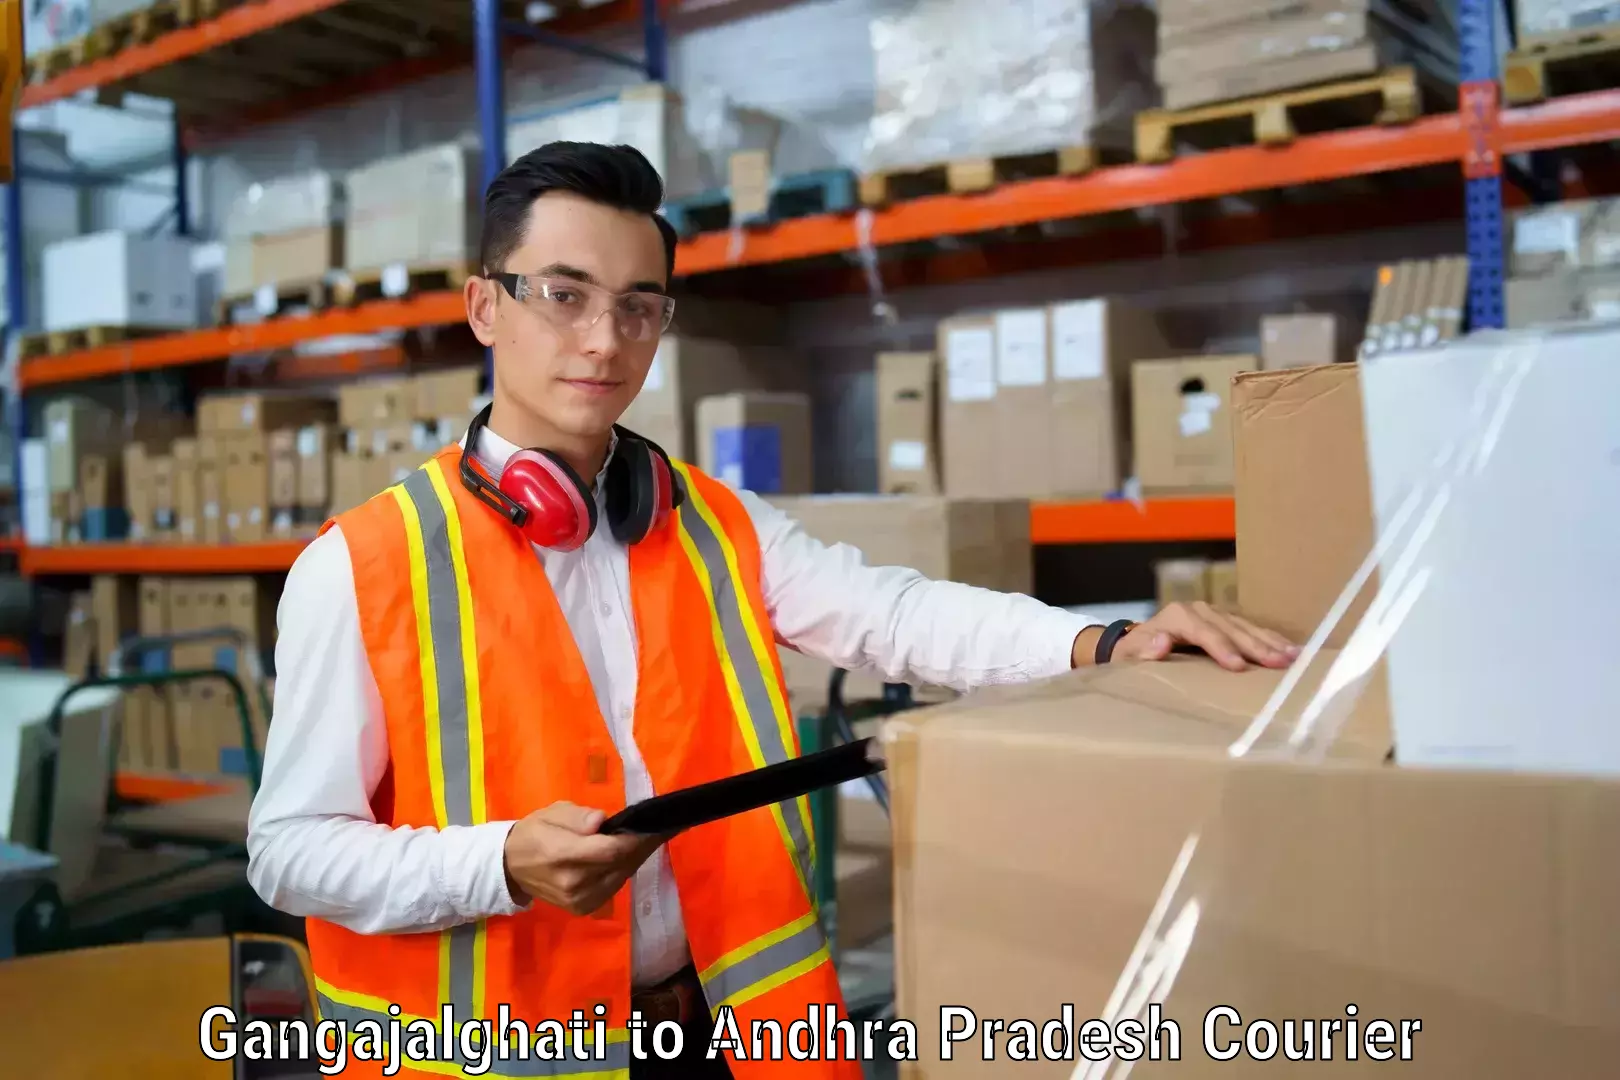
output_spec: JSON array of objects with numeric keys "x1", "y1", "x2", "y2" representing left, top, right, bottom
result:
[
  {"x1": 344, "y1": 142, "x2": 481, "y2": 281},
  {"x1": 1505, "y1": 197, "x2": 1620, "y2": 329},
  {"x1": 330, "y1": 368, "x2": 484, "y2": 516},
  {"x1": 1153, "y1": 0, "x2": 1454, "y2": 111},
  {"x1": 221, "y1": 172, "x2": 344, "y2": 305},
  {"x1": 181, "y1": 392, "x2": 338, "y2": 545}
]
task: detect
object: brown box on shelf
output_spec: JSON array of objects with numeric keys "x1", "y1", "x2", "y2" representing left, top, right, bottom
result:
[
  {"x1": 1155, "y1": 557, "x2": 1211, "y2": 608},
  {"x1": 1233, "y1": 363, "x2": 1374, "y2": 647},
  {"x1": 44, "y1": 396, "x2": 118, "y2": 494},
  {"x1": 693, "y1": 392, "x2": 813, "y2": 495},
  {"x1": 1048, "y1": 298, "x2": 1173, "y2": 498},
  {"x1": 63, "y1": 591, "x2": 94, "y2": 681},
  {"x1": 223, "y1": 434, "x2": 269, "y2": 544},
  {"x1": 937, "y1": 315, "x2": 998, "y2": 497},
  {"x1": 197, "y1": 391, "x2": 336, "y2": 436},
  {"x1": 296, "y1": 424, "x2": 337, "y2": 528},
  {"x1": 763, "y1": 495, "x2": 1031, "y2": 712},
  {"x1": 1206, "y1": 557, "x2": 1240, "y2": 610},
  {"x1": 250, "y1": 224, "x2": 343, "y2": 291},
  {"x1": 128, "y1": 577, "x2": 173, "y2": 771},
  {"x1": 1132, "y1": 355, "x2": 1254, "y2": 493},
  {"x1": 149, "y1": 455, "x2": 178, "y2": 539},
  {"x1": 267, "y1": 429, "x2": 299, "y2": 539},
  {"x1": 989, "y1": 307, "x2": 1053, "y2": 499},
  {"x1": 123, "y1": 445, "x2": 155, "y2": 542},
  {"x1": 330, "y1": 452, "x2": 373, "y2": 517},
  {"x1": 1260, "y1": 313, "x2": 1339, "y2": 369},
  {"x1": 338, "y1": 377, "x2": 414, "y2": 429},
  {"x1": 618, "y1": 336, "x2": 785, "y2": 461},
  {"x1": 197, "y1": 435, "x2": 227, "y2": 545},
  {"x1": 875, "y1": 352, "x2": 939, "y2": 495},
  {"x1": 414, "y1": 367, "x2": 482, "y2": 424},
  {"x1": 171, "y1": 438, "x2": 201, "y2": 544},
  {"x1": 78, "y1": 455, "x2": 119, "y2": 510}
]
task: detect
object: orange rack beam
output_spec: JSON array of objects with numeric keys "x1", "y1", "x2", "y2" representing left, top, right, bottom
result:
[
  {"x1": 115, "y1": 771, "x2": 235, "y2": 803},
  {"x1": 1030, "y1": 497, "x2": 1235, "y2": 546},
  {"x1": 21, "y1": 540, "x2": 310, "y2": 575},
  {"x1": 19, "y1": 0, "x2": 352, "y2": 109},
  {"x1": 1500, "y1": 87, "x2": 1620, "y2": 153},
  {"x1": 18, "y1": 291, "x2": 465, "y2": 389},
  {"x1": 18, "y1": 500, "x2": 1235, "y2": 574}
]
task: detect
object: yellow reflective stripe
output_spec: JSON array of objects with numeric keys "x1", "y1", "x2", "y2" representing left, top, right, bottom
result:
[
  {"x1": 698, "y1": 911, "x2": 833, "y2": 1011},
  {"x1": 670, "y1": 464, "x2": 819, "y2": 879},
  {"x1": 670, "y1": 502, "x2": 810, "y2": 900},
  {"x1": 390, "y1": 481, "x2": 450, "y2": 831}
]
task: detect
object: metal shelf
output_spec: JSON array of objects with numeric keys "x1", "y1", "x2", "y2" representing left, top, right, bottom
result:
[
  {"x1": 20, "y1": 540, "x2": 310, "y2": 575},
  {"x1": 115, "y1": 771, "x2": 237, "y2": 803}
]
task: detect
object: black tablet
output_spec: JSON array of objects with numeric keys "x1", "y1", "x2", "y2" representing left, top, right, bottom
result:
[{"x1": 597, "y1": 738, "x2": 884, "y2": 836}]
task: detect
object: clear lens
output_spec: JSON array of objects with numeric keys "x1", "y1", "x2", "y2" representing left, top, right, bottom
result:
[{"x1": 517, "y1": 275, "x2": 674, "y2": 342}]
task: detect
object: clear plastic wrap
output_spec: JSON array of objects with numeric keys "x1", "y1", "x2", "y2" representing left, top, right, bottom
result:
[
  {"x1": 1516, "y1": 0, "x2": 1620, "y2": 39},
  {"x1": 885, "y1": 325, "x2": 1620, "y2": 1077},
  {"x1": 861, "y1": 0, "x2": 1156, "y2": 173}
]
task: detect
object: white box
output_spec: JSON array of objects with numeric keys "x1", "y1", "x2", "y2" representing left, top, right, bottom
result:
[
  {"x1": 345, "y1": 142, "x2": 481, "y2": 275},
  {"x1": 42, "y1": 231, "x2": 198, "y2": 333}
]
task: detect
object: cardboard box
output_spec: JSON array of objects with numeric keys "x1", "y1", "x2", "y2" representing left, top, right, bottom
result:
[
  {"x1": 43, "y1": 397, "x2": 117, "y2": 494},
  {"x1": 171, "y1": 438, "x2": 201, "y2": 544},
  {"x1": 1259, "y1": 313, "x2": 1338, "y2": 369},
  {"x1": 1517, "y1": 0, "x2": 1620, "y2": 43},
  {"x1": 78, "y1": 455, "x2": 128, "y2": 542},
  {"x1": 414, "y1": 368, "x2": 483, "y2": 424},
  {"x1": 268, "y1": 429, "x2": 299, "y2": 538},
  {"x1": 1206, "y1": 557, "x2": 1239, "y2": 610},
  {"x1": 937, "y1": 316, "x2": 997, "y2": 497},
  {"x1": 886, "y1": 653, "x2": 1618, "y2": 1077},
  {"x1": 197, "y1": 392, "x2": 335, "y2": 436},
  {"x1": 618, "y1": 336, "x2": 785, "y2": 461},
  {"x1": 198, "y1": 436, "x2": 227, "y2": 545},
  {"x1": 763, "y1": 495, "x2": 1031, "y2": 711},
  {"x1": 63, "y1": 591, "x2": 94, "y2": 681},
  {"x1": 42, "y1": 230, "x2": 197, "y2": 333},
  {"x1": 330, "y1": 452, "x2": 374, "y2": 517},
  {"x1": 1048, "y1": 299, "x2": 1173, "y2": 498},
  {"x1": 875, "y1": 352, "x2": 938, "y2": 495},
  {"x1": 149, "y1": 456, "x2": 177, "y2": 538},
  {"x1": 1508, "y1": 195, "x2": 1620, "y2": 277},
  {"x1": 694, "y1": 392, "x2": 812, "y2": 495},
  {"x1": 1132, "y1": 355, "x2": 1254, "y2": 492},
  {"x1": 296, "y1": 424, "x2": 337, "y2": 526},
  {"x1": 989, "y1": 307, "x2": 1053, "y2": 497},
  {"x1": 1155, "y1": 558, "x2": 1210, "y2": 608},
  {"x1": 338, "y1": 377, "x2": 414, "y2": 430},
  {"x1": 344, "y1": 143, "x2": 480, "y2": 275},
  {"x1": 1506, "y1": 266, "x2": 1620, "y2": 328},
  {"x1": 130, "y1": 577, "x2": 173, "y2": 770},
  {"x1": 223, "y1": 434, "x2": 269, "y2": 543},
  {"x1": 1232, "y1": 363, "x2": 1374, "y2": 647}
]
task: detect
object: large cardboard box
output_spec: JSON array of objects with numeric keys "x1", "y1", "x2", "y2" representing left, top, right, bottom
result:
[
  {"x1": 1132, "y1": 355, "x2": 1254, "y2": 492},
  {"x1": 937, "y1": 316, "x2": 998, "y2": 497},
  {"x1": 1260, "y1": 313, "x2": 1339, "y2": 369},
  {"x1": 338, "y1": 377, "x2": 414, "y2": 430},
  {"x1": 223, "y1": 434, "x2": 269, "y2": 544},
  {"x1": 196, "y1": 391, "x2": 335, "y2": 436},
  {"x1": 763, "y1": 495, "x2": 1032, "y2": 712},
  {"x1": 694, "y1": 392, "x2": 813, "y2": 495},
  {"x1": 43, "y1": 397, "x2": 117, "y2": 494},
  {"x1": 1232, "y1": 364, "x2": 1373, "y2": 645},
  {"x1": 886, "y1": 654, "x2": 1620, "y2": 1077},
  {"x1": 344, "y1": 143, "x2": 481, "y2": 275},
  {"x1": 875, "y1": 352, "x2": 939, "y2": 495},
  {"x1": 42, "y1": 231, "x2": 197, "y2": 333}
]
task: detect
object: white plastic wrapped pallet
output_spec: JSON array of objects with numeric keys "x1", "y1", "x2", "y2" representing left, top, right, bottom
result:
[
  {"x1": 343, "y1": 142, "x2": 482, "y2": 276},
  {"x1": 861, "y1": 0, "x2": 1157, "y2": 173},
  {"x1": 1516, "y1": 0, "x2": 1620, "y2": 40},
  {"x1": 221, "y1": 172, "x2": 344, "y2": 296}
]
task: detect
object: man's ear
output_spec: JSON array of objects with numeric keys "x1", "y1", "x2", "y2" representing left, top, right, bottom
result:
[{"x1": 464, "y1": 275, "x2": 498, "y2": 347}]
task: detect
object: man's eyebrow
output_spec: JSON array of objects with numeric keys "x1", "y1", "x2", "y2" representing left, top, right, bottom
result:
[
  {"x1": 630, "y1": 280, "x2": 669, "y2": 295},
  {"x1": 535, "y1": 263, "x2": 597, "y2": 284}
]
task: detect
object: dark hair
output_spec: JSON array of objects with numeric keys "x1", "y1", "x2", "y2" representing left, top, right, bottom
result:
[{"x1": 480, "y1": 141, "x2": 678, "y2": 280}]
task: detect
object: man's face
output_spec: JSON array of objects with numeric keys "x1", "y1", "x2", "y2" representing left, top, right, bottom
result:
[{"x1": 468, "y1": 191, "x2": 669, "y2": 440}]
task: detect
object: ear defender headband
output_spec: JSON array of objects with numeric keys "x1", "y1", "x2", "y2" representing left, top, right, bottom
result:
[{"x1": 459, "y1": 403, "x2": 685, "y2": 551}]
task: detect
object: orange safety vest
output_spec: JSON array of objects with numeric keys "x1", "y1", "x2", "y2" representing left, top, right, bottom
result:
[{"x1": 302, "y1": 444, "x2": 863, "y2": 1079}]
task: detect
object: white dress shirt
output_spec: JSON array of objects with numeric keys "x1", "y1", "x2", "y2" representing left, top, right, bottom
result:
[{"x1": 246, "y1": 424, "x2": 1099, "y2": 988}]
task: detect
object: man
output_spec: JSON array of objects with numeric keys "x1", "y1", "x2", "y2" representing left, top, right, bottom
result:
[{"x1": 247, "y1": 142, "x2": 1294, "y2": 1079}]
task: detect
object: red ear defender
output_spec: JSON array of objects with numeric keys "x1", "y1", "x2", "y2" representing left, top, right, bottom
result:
[
  {"x1": 647, "y1": 448, "x2": 674, "y2": 533},
  {"x1": 500, "y1": 449, "x2": 596, "y2": 551}
]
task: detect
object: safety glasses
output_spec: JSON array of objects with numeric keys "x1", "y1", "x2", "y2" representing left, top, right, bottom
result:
[{"x1": 487, "y1": 272, "x2": 676, "y2": 343}]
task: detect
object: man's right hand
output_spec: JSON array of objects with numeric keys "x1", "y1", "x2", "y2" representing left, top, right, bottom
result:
[{"x1": 501, "y1": 801, "x2": 665, "y2": 917}]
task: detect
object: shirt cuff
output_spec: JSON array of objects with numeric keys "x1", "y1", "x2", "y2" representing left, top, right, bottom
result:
[
  {"x1": 1034, "y1": 608, "x2": 1107, "y2": 679},
  {"x1": 453, "y1": 820, "x2": 530, "y2": 919}
]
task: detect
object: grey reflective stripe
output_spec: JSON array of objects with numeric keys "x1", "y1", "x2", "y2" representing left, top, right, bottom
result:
[
  {"x1": 316, "y1": 995, "x2": 631, "y2": 1078},
  {"x1": 701, "y1": 918, "x2": 829, "y2": 1008},
  {"x1": 399, "y1": 467, "x2": 478, "y2": 1030},
  {"x1": 401, "y1": 467, "x2": 473, "y2": 827},
  {"x1": 676, "y1": 499, "x2": 816, "y2": 889}
]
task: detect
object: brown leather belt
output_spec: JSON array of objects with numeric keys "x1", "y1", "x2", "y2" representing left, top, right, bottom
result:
[{"x1": 630, "y1": 964, "x2": 704, "y2": 1027}]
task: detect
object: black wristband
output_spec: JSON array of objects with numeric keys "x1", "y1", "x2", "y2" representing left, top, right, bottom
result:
[{"x1": 1094, "y1": 619, "x2": 1138, "y2": 665}]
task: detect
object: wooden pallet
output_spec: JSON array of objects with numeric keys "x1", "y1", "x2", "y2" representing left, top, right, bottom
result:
[
  {"x1": 1134, "y1": 66, "x2": 1423, "y2": 164},
  {"x1": 23, "y1": 0, "x2": 232, "y2": 84},
  {"x1": 217, "y1": 278, "x2": 331, "y2": 324},
  {"x1": 1504, "y1": 24, "x2": 1620, "y2": 106},
  {"x1": 332, "y1": 261, "x2": 473, "y2": 307},
  {"x1": 858, "y1": 147, "x2": 1105, "y2": 207},
  {"x1": 663, "y1": 169, "x2": 859, "y2": 237},
  {"x1": 17, "y1": 325, "x2": 174, "y2": 360}
]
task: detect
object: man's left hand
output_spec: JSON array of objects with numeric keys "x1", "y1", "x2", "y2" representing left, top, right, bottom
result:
[{"x1": 1073, "y1": 602, "x2": 1299, "y2": 672}]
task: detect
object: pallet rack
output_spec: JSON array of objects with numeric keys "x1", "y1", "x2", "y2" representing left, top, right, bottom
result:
[{"x1": 1, "y1": 0, "x2": 1611, "y2": 571}]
